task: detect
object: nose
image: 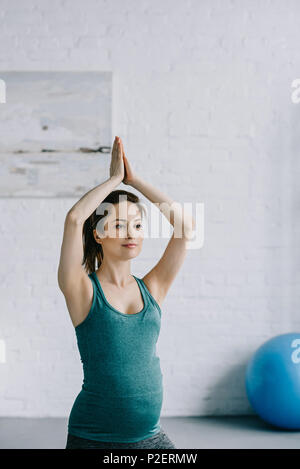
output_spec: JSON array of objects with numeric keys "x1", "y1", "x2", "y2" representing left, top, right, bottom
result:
[
  {"x1": 126, "y1": 222, "x2": 138, "y2": 239},
  {"x1": 126, "y1": 227, "x2": 134, "y2": 239}
]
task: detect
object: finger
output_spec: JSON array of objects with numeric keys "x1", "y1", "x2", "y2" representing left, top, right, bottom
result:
[
  {"x1": 123, "y1": 153, "x2": 127, "y2": 169},
  {"x1": 118, "y1": 141, "x2": 122, "y2": 156},
  {"x1": 113, "y1": 138, "x2": 119, "y2": 156},
  {"x1": 113, "y1": 136, "x2": 119, "y2": 149}
]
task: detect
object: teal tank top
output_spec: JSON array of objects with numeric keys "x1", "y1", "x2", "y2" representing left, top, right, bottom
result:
[{"x1": 67, "y1": 271, "x2": 163, "y2": 443}]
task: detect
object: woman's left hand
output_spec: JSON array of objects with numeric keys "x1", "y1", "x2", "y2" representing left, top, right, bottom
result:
[{"x1": 120, "y1": 138, "x2": 137, "y2": 186}]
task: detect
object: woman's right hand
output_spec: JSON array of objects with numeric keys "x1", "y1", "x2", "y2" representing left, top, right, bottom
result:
[{"x1": 109, "y1": 136, "x2": 124, "y2": 183}]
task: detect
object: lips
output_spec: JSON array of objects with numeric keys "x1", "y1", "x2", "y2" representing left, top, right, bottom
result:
[{"x1": 122, "y1": 244, "x2": 137, "y2": 247}]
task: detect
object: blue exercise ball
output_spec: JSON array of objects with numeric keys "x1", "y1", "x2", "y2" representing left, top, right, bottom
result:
[{"x1": 245, "y1": 332, "x2": 300, "y2": 429}]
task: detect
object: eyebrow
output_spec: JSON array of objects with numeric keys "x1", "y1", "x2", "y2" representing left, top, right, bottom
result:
[{"x1": 114, "y1": 217, "x2": 142, "y2": 222}]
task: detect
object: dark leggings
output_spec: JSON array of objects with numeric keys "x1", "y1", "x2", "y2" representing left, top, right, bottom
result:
[{"x1": 65, "y1": 427, "x2": 176, "y2": 449}]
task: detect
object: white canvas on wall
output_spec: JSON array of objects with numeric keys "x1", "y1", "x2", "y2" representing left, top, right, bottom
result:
[{"x1": 0, "y1": 71, "x2": 112, "y2": 197}]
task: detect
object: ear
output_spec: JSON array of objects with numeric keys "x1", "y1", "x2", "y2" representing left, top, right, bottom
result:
[{"x1": 93, "y1": 228, "x2": 102, "y2": 244}]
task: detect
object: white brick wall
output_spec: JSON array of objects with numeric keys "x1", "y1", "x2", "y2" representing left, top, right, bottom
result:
[{"x1": 0, "y1": 0, "x2": 299, "y2": 418}]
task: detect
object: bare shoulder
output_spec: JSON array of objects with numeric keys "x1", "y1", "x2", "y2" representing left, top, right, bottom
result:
[{"x1": 60, "y1": 271, "x2": 94, "y2": 329}]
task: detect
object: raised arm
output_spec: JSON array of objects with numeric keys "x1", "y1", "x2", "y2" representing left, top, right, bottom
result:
[
  {"x1": 132, "y1": 175, "x2": 195, "y2": 306},
  {"x1": 122, "y1": 144, "x2": 196, "y2": 307},
  {"x1": 57, "y1": 136, "x2": 123, "y2": 296}
]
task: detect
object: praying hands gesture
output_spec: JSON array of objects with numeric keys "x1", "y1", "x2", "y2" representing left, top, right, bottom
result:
[{"x1": 109, "y1": 136, "x2": 136, "y2": 186}]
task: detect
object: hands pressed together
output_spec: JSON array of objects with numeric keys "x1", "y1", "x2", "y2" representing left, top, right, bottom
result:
[{"x1": 109, "y1": 136, "x2": 136, "y2": 186}]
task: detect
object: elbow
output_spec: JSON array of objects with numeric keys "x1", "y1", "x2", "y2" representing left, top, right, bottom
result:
[
  {"x1": 181, "y1": 218, "x2": 195, "y2": 240},
  {"x1": 186, "y1": 216, "x2": 196, "y2": 231},
  {"x1": 66, "y1": 210, "x2": 83, "y2": 225}
]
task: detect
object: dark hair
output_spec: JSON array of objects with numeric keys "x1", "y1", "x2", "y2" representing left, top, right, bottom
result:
[{"x1": 82, "y1": 189, "x2": 146, "y2": 274}]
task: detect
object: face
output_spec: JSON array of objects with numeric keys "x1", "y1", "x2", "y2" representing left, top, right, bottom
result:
[{"x1": 93, "y1": 201, "x2": 144, "y2": 260}]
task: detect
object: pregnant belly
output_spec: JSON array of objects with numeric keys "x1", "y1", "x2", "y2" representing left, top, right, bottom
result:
[{"x1": 68, "y1": 388, "x2": 163, "y2": 441}]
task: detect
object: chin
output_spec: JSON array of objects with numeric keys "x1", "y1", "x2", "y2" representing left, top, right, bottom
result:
[{"x1": 121, "y1": 246, "x2": 140, "y2": 255}]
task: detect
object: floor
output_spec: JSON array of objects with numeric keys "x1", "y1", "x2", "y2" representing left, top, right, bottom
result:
[{"x1": 0, "y1": 416, "x2": 300, "y2": 449}]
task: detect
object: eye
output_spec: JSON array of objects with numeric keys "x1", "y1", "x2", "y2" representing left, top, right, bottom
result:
[{"x1": 115, "y1": 223, "x2": 142, "y2": 229}]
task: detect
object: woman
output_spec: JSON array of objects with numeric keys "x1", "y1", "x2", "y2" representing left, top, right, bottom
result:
[{"x1": 58, "y1": 136, "x2": 195, "y2": 449}]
